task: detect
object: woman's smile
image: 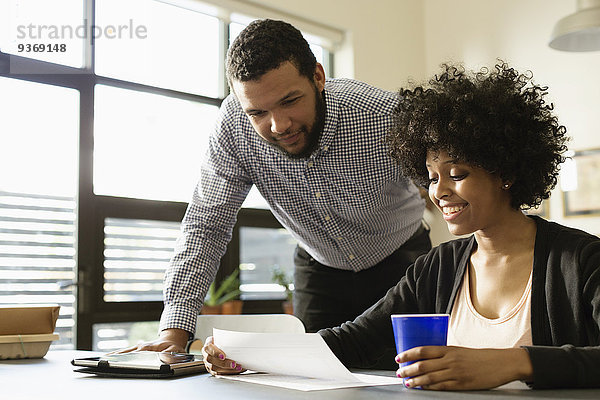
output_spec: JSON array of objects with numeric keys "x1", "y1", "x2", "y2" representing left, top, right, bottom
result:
[{"x1": 440, "y1": 203, "x2": 469, "y2": 221}]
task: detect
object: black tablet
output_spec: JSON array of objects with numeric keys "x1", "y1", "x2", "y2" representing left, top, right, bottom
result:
[{"x1": 72, "y1": 351, "x2": 206, "y2": 378}]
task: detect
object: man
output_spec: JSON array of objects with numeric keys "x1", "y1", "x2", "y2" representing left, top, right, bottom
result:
[{"x1": 128, "y1": 19, "x2": 430, "y2": 353}]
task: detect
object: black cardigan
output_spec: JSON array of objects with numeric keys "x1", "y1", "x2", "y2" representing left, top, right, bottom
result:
[{"x1": 319, "y1": 216, "x2": 600, "y2": 389}]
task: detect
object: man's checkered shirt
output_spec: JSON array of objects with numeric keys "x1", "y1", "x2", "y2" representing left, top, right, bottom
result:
[{"x1": 160, "y1": 78, "x2": 426, "y2": 335}]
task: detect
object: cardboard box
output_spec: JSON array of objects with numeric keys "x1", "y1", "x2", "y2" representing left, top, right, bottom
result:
[
  {"x1": 0, "y1": 304, "x2": 60, "y2": 335},
  {"x1": 0, "y1": 333, "x2": 60, "y2": 359},
  {"x1": 0, "y1": 305, "x2": 61, "y2": 359}
]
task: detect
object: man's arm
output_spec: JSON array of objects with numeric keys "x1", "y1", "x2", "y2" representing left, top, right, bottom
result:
[
  {"x1": 159, "y1": 100, "x2": 254, "y2": 337},
  {"x1": 117, "y1": 98, "x2": 254, "y2": 353}
]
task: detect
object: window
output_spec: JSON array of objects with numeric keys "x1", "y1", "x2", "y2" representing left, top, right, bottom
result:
[
  {"x1": 239, "y1": 227, "x2": 297, "y2": 300},
  {"x1": 0, "y1": 0, "x2": 337, "y2": 350},
  {"x1": 103, "y1": 218, "x2": 180, "y2": 302},
  {"x1": 93, "y1": 85, "x2": 218, "y2": 202},
  {"x1": 92, "y1": 321, "x2": 159, "y2": 352},
  {"x1": 95, "y1": 0, "x2": 221, "y2": 96},
  {"x1": 0, "y1": 77, "x2": 79, "y2": 348},
  {"x1": 0, "y1": 0, "x2": 84, "y2": 67}
]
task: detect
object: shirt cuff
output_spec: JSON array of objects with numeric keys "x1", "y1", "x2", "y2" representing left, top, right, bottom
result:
[{"x1": 159, "y1": 303, "x2": 199, "y2": 338}]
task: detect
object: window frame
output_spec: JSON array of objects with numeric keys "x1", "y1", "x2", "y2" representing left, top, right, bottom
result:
[{"x1": 0, "y1": 0, "x2": 333, "y2": 349}]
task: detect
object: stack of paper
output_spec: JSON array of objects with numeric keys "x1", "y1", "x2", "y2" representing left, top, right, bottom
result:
[{"x1": 213, "y1": 328, "x2": 403, "y2": 391}]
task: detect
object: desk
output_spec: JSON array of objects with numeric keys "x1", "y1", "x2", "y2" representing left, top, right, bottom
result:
[{"x1": 1, "y1": 350, "x2": 599, "y2": 400}]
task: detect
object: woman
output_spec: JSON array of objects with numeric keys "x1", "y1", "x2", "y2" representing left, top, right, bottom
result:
[{"x1": 202, "y1": 62, "x2": 600, "y2": 390}]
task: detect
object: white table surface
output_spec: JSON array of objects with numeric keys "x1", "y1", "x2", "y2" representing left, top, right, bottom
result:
[{"x1": 1, "y1": 350, "x2": 599, "y2": 400}]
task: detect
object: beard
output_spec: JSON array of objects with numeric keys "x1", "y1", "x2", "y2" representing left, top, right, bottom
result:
[{"x1": 270, "y1": 84, "x2": 326, "y2": 160}]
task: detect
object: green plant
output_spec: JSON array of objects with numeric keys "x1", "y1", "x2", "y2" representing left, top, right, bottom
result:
[
  {"x1": 204, "y1": 269, "x2": 241, "y2": 306},
  {"x1": 271, "y1": 266, "x2": 293, "y2": 302}
]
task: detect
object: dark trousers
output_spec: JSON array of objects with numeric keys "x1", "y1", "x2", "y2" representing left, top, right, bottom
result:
[{"x1": 293, "y1": 224, "x2": 431, "y2": 333}]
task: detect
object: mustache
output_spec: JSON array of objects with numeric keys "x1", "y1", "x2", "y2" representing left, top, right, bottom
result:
[{"x1": 275, "y1": 128, "x2": 304, "y2": 139}]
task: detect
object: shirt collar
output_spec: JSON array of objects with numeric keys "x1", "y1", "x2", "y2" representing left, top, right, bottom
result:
[{"x1": 312, "y1": 83, "x2": 338, "y2": 160}]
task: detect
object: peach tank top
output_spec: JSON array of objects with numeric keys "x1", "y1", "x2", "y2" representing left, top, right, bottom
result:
[{"x1": 447, "y1": 266, "x2": 533, "y2": 348}]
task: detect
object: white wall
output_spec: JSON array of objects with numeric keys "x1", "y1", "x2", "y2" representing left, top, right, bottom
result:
[
  {"x1": 255, "y1": 0, "x2": 600, "y2": 240},
  {"x1": 255, "y1": 0, "x2": 426, "y2": 90}
]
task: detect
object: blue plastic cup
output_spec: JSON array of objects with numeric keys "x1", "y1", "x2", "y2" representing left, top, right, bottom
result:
[{"x1": 391, "y1": 314, "x2": 449, "y2": 369}]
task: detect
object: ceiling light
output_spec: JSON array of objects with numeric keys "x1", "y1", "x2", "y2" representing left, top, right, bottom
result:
[{"x1": 549, "y1": 0, "x2": 600, "y2": 52}]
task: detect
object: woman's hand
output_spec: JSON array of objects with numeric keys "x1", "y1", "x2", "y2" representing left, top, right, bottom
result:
[
  {"x1": 396, "y1": 346, "x2": 533, "y2": 390},
  {"x1": 202, "y1": 336, "x2": 246, "y2": 376}
]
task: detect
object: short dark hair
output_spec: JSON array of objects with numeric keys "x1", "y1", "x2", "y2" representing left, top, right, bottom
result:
[
  {"x1": 387, "y1": 61, "x2": 569, "y2": 210},
  {"x1": 226, "y1": 19, "x2": 317, "y2": 85}
]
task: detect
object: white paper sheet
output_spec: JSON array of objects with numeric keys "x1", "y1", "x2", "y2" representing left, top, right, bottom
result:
[
  {"x1": 217, "y1": 372, "x2": 403, "y2": 391},
  {"x1": 212, "y1": 329, "x2": 403, "y2": 391}
]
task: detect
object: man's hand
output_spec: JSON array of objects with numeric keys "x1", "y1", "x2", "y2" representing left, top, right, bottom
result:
[
  {"x1": 202, "y1": 336, "x2": 245, "y2": 376},
  {"x1": 396, "y1": 346, "x2": 533, "y2": 390},
  {"x1": 111, "y1": 328, "x2": 189, "y2": 354}
]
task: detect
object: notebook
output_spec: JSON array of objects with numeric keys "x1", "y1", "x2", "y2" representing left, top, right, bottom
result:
[{"x1": 71, "y1": 351, "x2": 206, "y2": 378}]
